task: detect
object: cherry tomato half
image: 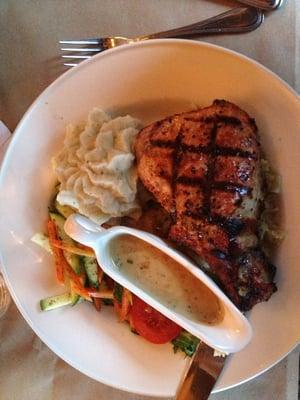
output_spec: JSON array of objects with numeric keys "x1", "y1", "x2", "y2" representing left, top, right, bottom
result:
[{"x1": 130, "y1": 295, "x2": 182, "y2": 344}]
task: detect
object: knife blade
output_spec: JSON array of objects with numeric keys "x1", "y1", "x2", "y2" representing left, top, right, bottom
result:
[
  {"x1": 176, "y1": 342, "x2": 227, "y2": 400},
  {"x1": 236, "y1": 0, "x2": 283, "y2": 10}
]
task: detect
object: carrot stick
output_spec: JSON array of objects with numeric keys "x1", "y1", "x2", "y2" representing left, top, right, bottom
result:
[
  {"x1": 113, "y1": 299, "x2": 122, "y2": 318},
  {"x1": 93, "y1": 297, "x2": 102, "y2": 312},
  {"x1": 119, "y1": 288, "x2": 132, "y2": 322},
  {"x1": 88, "y1": 289, "x2": 114, "y2": 299},
  {"x1": 62, "y1": 260, "x2": 85, "y2": 286},
  {"x1": 105, "y1": 275, "x2": 115, "y2": 290},
  {"x1": 77, "y1": 243, "x2": 94, "y2": 252},
  {"x1": 50, "y1": 239, "x2": 95, "y2": 257},
  {"x1": 47, "y1": 220, "x2": 64, "y2": 283},
  {"x1": 128, "y1": 314, "x2": 136, "y2": 331},
  {"x1": 71, "y1": 280, "x2": 93, "y2": 301},
  {"x1": 98, "y1": 268, "x2": 104, "y2": 286}
]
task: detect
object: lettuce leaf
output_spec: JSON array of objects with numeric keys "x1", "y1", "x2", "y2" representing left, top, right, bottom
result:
[{"x1": 172, "y1": 331, "x2": 200, "y2": 357}]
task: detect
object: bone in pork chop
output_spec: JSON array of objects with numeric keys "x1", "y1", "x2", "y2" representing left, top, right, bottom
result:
[{"x1": 134, "y1": 100, "x2": 276, "y2": 311}]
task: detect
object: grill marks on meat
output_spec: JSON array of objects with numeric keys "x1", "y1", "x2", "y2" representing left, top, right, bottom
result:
[{"x1": 135, "y1": 100, "x2": 277, "y2": 311}]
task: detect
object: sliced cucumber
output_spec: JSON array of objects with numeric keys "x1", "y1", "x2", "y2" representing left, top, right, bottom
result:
[
  {"x1": 70, "y1": 280, "x2": 81, "y2": 306},
  {"x1": 49, "y1": 212, "x2": 68, "y2": 241},
  {"x1": 31, "y1": 233, "x2": 52, "y2": 254},
  {"x1": 83, "y1": 256, "x2": 99, "y2": 289},
  {"x1": 49, "y1": 212, "x2": 83, "y2": 275},
  {"x1": 40, "y1": 293, "x2": 72, "y2": 311},
  {"x1": 64, "y1": 252, "x2": 83, "y2": 275}
]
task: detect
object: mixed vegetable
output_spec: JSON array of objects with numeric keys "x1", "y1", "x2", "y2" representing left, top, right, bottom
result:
[{"x1": 33, "y1": 200, "x2": 199, "y2": 356}]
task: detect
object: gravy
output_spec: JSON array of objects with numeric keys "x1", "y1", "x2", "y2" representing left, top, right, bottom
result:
[{"x1": 110, "y1": 235, "x2": 224, "y2": 325}]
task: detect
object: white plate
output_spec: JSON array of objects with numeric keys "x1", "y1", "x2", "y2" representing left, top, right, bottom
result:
[{"x1": 0, "y1": 40, "x2": 299, "y2": 397}]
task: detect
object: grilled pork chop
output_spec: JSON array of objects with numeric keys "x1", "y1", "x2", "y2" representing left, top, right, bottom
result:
[{"x1": 135, "y1": 100, "x2": 276, "y2": 311}]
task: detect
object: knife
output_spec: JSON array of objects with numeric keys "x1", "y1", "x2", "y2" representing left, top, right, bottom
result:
[{"x1": 176, "y1": 342, "x2": 227, "y2": 400}]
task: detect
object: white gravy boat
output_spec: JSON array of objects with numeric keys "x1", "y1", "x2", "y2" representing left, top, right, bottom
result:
[{"x1": 64, "y1": 214, "x2": 252, "y2": 353}]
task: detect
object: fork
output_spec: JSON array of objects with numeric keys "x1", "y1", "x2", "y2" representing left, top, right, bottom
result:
[{"x1": 60, "y1": 7, "x2": 263, "y2": 67}]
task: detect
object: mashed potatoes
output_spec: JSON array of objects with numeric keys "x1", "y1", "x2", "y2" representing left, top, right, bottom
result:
[{"x1": 52, "y1": 108, "x2": 141, "y2": 224}]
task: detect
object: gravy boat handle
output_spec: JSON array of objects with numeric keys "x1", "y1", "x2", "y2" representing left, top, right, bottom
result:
[
  {"x1": 64, "y1": 213, "x2": 169, "y2": 251},
  {"x1": 64, "y1": 213, "x2": 106, "y2": 247}
]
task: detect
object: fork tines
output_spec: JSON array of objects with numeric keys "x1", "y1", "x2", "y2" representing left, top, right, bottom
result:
[{"x1": 59, "y1": 38, "x2": 104, "y2": 67}]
